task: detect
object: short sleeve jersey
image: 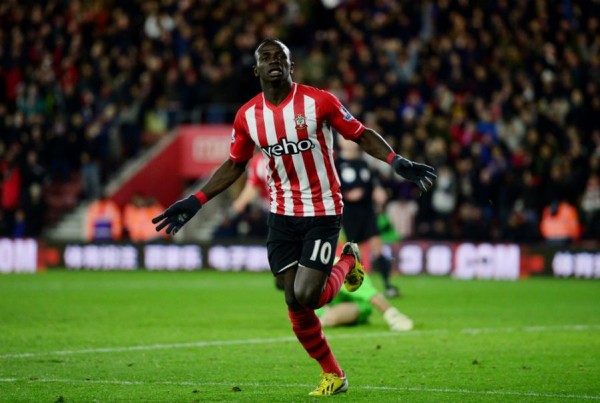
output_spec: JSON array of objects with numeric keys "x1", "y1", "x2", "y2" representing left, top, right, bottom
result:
[{"x1": 230, "y1": 83, "x2": 365, "y2": 217}]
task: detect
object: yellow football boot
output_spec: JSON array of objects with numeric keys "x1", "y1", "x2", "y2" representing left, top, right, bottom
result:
[
  {"x1": 308, "y1": 372, "x2": 348, "y2": 397},
  {"x1": 341, "y1": 242, "x2": 364, "y2": 292}
]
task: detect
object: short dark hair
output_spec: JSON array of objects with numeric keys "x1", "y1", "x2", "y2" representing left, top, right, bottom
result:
[{"x1": 254, "y1": 38, "x2": 290, "y2": 62}]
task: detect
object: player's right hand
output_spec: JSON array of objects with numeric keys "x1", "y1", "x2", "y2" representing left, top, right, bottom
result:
[
  {"x1": 152, "y1": 195, "x2": 202, "y2": 235},
  {"x1": 390, "y1": 155, "x2": 437, "y2": 192}
]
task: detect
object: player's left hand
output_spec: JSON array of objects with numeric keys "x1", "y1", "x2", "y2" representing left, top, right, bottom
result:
[
  {"x1": 391, "y1": 155, "x2": 437, "y2": 192},
  {"x1": 152, "y1": 195, "x2": 202, "y2": 235}
]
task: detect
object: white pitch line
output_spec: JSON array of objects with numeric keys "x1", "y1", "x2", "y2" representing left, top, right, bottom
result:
[
  {"x1": 1, "y1": 324, "x2": 598, "y2": 360},
  {"x1": 0, "y1": 378, "x2": 598, "y2": 400},
  {"x1": 461, "y1": 324, "x2": 600, "y2": 335}
]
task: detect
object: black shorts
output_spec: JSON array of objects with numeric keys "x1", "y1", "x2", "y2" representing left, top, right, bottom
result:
[
  {"x1": 267, "y1": 213, "x2": 342, "y2": 276},
  {"x1": 342, "y1": 204, "x2": 379, "y2": 244}
]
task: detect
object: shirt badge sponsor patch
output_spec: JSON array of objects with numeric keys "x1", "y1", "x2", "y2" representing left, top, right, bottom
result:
[
  {"x1": 340, "y1": 106, "x2": 354, "y2": 121},
  {"x1": 294, "y1": 113, "x2": 307, "y2": 130},
  {"x1": 231, "y1": 129, "x2": 236, "y2": 143}
]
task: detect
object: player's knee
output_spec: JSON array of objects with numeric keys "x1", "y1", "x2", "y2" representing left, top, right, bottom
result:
[{"x1": 294, "y1": 284, "x2": 321, "y2": 309}]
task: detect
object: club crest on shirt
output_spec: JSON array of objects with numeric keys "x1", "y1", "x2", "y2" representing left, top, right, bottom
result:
[
  {"x1": 294, "y1": 113, "x2": 307, "y2": 130},
  {"x1": 231, "y1": 129, "x2": 236, "y2": 143},
  {"x1": 340, "y1": 106, "x2": 354, "y2": 121}
]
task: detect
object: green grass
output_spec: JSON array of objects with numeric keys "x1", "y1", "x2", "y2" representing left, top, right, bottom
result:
[{"x1": 0, "y1": 270, "x2": 599, "y2": 402}]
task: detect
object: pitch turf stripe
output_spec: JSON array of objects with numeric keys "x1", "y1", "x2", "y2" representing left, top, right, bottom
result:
[
  {"x1": 1, "y1": 324, "x2": 599, "y2": 360},
  {"x1": 0, "y1": 378, "x2": 598, "y2": 400}
]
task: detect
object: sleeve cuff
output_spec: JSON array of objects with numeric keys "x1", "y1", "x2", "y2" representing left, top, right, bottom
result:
[
  {"x1": 386, "y1": 152, "x2": 397, "y2": 165},
  {"x1": 194, "y1": 191, "x2": 208, "y2": 204}
]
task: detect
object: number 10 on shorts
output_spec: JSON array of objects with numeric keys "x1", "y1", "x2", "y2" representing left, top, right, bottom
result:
[{"x1": 310, "y1": 239, "x2": 332, "y2": 264}]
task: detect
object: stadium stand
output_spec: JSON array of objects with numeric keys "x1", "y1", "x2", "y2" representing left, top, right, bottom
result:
[{"x1": 0, "y1": 0, "x2": 598, "y2": 242}]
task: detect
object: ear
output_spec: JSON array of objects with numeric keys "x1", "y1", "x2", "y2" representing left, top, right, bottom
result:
[
  {"x1": 290, "y1": 61, "x2": 295, "y2": 75},
  {"x1": 253, "y1": 65, "x2": 259, "y2": 77}
]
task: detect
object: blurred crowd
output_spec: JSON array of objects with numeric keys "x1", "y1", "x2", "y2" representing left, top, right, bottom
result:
[{"x1": 1, "y1": 0, "x2": 599, "y2": 242}]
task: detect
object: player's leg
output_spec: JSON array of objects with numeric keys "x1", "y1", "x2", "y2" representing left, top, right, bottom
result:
[
  {"x1": 267, "y1": 214, "x2": 347, "y2": 396},
  {"x1": 369, "y1": 235, "x2": 400, "y2": 297},
  {"x1": 284, "y1": 271, "x2": 349, "y2": 396},
  {"x1": 267, "y1": 214, "x2": 303, "y2": 308},
  {"x1": 293, "y1": 265, "x2": 328, "y2": 308},
  {"x1": 292, "y1": 215, "x2": 343, "y2": 308},
  {"x1": 295, "y1": 215, "x2": 361, "y2": 396}
]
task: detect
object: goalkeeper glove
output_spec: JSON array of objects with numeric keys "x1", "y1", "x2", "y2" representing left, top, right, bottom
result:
[
  {"x1": 152, "y1": 195, "x2": 202, "y2": 235},
  {"x1": 390, "y1": 155, "x2": 437, "y2": 192},
  {"x1": 383, "y1": 307, "x2": 414, "y2": 332}
]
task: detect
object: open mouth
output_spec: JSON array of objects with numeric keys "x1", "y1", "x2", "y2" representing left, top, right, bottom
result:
[{"x1": 268, "y1": 67, "x2": 283, "y2": 77}]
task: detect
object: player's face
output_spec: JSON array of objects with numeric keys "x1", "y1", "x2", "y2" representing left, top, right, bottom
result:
[{"x1": 254, "y1": 42, "x2": 294, "y2": 83}]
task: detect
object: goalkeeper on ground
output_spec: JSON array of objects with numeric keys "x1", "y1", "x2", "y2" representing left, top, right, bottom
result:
[{"x1": 316, "y1": 274, "x2": 413, "y2": 331}]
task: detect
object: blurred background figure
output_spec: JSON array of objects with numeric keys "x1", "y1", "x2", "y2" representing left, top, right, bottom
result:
[
  {"x1": 80, "y1": 152, "x2": 102, "y2": 201},
  {"x1": 85, "y1": 192, "x2": 122, "y2": 242},
  {"x1": 224, "y1": 151, "x2": 270, "y2": 240},
  {"x1": 123, "y1": 193, "x2": 167, "y2": 242},
  {"x1": 581, "y1": 172, "x2": 600, "y2": 240},
  {"x1": 335, "y1": 137, "x2": 400, "y2": 298},
  {"x1": 430, "y1": 165, "x2": 458, "y2": 239},
  {"x1": 231, "y1": 151, "x2": 270, "y2": 216},
  {"x1": 0, "y1": 145, "x2": 21, "y2": 235},
  {"x1": 540, "y1": 199, "x2": 582, "y2": 246}
]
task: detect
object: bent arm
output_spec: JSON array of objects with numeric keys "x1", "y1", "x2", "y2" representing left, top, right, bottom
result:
[
  {"x1": 197, "y1": 159, "x2": 248, "y2": 202},
  {"x1": 354, "y1": 128, "x2": 395, "y2": 162}
]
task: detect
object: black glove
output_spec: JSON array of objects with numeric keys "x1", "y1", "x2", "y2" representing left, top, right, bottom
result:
[
  {"x1": 152, "y1": 195, "x2": 202, "y2": 235},
  {"x1": 391, "y1": 155, "x2": 437, "y2": 192}
]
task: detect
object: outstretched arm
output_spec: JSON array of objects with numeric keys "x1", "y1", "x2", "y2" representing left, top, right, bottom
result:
[
  {"x1": 354, "y1": 128, "x2": 437, "y2": 192},
  {"x1": 152, "y1": 159, "x2": 248, "y2": 235}
]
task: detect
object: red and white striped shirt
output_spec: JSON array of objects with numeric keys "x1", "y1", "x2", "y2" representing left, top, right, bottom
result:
[{"x1": 230, "y1": 83, "x2": 365, "y2": 217}]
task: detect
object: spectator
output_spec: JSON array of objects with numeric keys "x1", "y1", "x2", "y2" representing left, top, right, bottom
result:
[
  {"x1": 12, "y1": 209, "x2": 26, "y2": 238},
  {"x1": 501, "y1": 170, "x2": 542, "y2": 242},
  {"x1": 85, "y1": 193, "x2": 122, "y2": 242},
  {"x1": 0, "y1": 146, "x2": 21, "y2": 235},
  {"x1": 123, "y1": 194, "x2": 167, "y2": 242},
  {"x1": 540, "y1": 200, "x2": 582, "y2": 246},
  {"x1": 430, "y1": 165, "x2": 458, "y2": 239},
  {"x1": 80, "y1": 152, "x2": 102, "y2": 201},
  {"x1": 22, "y1": 183, "x2": 46, "y2": 238},
  {"x1": 581, "y1": 172, "x2": 600, "y2": 240},
  {"x1": 212, "y1": 213, "x2": 240, "y2": 240}
]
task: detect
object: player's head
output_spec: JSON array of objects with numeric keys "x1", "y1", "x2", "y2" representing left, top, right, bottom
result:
[{"x1": 253, "y1": 38, "x2": 294, "y2": 83}]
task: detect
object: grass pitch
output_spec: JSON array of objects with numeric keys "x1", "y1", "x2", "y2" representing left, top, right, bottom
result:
[{"x1": 0, "y1": 270, "x2": 599, "y2": 402}]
